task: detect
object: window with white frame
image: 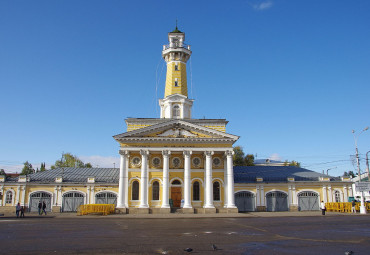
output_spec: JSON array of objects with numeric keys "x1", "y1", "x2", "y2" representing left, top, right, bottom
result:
[
  {"x1": 132, "y1": 181, "x2": 139, "y2": 200},
  {"x1": 152, "y1": 181, "x2": 160, "y2": 200},
  {"x1": 334, "y1": 190, "x2": 341, "y2": 202},
  {"x1": 193, "y1": 181, "x2": 200, "y2": 201},
  {"x1": 213, "y1": 182, "x2": 220, "y2": 201},
  {"x1": 172, "y1": 105, "x2": 180, "y2": 118},
  {"x1": 174, "y1": 78, "x2": 179, "y2": 87},
  {"x1": 6, "y1": 191, "x2": 12, "y2": 204}
]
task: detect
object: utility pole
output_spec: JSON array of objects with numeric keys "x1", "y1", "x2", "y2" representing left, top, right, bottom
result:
[{"x1": 352, "y1": 127, "x2": 369, "y2": 214}]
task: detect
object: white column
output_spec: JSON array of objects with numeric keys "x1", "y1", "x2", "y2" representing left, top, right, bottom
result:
[
  {"x1": 223, "y1": 157, "x2": 228, "y2": 207},
  {"x1": 117, "y1": 150, "x2": 129, "y2": 208},
  {"x1": 203, "y1": 151, "x2": 214, "y2": 208},
  {"x1": 226, "y1": 150, "x2": 236, "y2": 208},
  {"x1": 16, "y1": 186, "x2": 20, "y2": 204},
  {"x1": 139, "y1": 150, "x2": 149, "y2": 208},
  {"x1": 183, "y1": 150, "x2": 192, "y2": 208},
  {"x1": 161, "y1": 150, "x2": 171, "y2": 208},
  {"x1": 261, "y1": 186, "x2": 265, "y2": 206},
  {"x1": 322, "y1": 186, "x2": 327, "y2": 203},
  {"x1": 256, "y1": 185, "x2": 261, "y2": 206},
  {"x1": 343, "y1": 185, "x2": 348, "y2": 202}
]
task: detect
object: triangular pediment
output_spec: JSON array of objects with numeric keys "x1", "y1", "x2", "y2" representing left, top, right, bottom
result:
[{"x1": 114, "y1": 119, "x2": 239, "y2": 142}]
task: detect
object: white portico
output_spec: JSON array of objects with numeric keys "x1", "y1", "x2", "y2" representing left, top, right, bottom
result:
[{"x1": 114, "y1": 119, "x2": 239, "y2": 213}]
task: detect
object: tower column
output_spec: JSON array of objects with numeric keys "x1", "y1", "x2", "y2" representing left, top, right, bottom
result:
[
  {"x1": 161, "y1": 150, "x2": 171, "y2": 208},
  {"x1": 226, "y1": 150, "x2": 236, "y2": 208},
  {"x1": 117, "y1": 151, "x2": 129, "y2": 208},
  {"x1": 223, "y1": 156, "x2": 228, "y2": 207},
  {"x1": 139, "y1": 150, "x2": 149, "y2": 208},
  {"x1": 203, "y1": 151, "x2": 214, "y2": 208},
  {"x1": 183, "y1": 150, "x2": 192, "y2": 208}
]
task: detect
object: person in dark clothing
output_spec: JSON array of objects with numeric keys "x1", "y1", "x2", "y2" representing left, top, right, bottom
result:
[
  {"x1": 20, "y1": 206, "x2": 25, "y2": 218},
  {"x1": 320, "y1": 201, "x2": 326, "y2": 215},
  {"x1": 16, "y1": 203, "x2": 21, "y2": 218},
  {"x1": 351, "y1": 200, "x2": 356, "y2": 213},
  {"x1": 38, "y1": 201, "x2": 42, "y2": 215},
  {"x1": 42, "y1": 201, "x2": 47, "y2": 215}
]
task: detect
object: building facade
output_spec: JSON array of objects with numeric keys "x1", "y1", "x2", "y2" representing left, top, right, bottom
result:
[{"x1": 0, "y1": 27, "x2": 354, "y2": 214}]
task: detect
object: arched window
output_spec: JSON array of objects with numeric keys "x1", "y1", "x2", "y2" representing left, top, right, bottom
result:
[
  {"x1": 173, "y1": 105, "x2": 180, "y2": 118},
  {"x1": 334, "y1": 190, "x2": 341, "y2": 202},
  {"x1": 172, "y1": 180, "x2": 181, "y2": 185},
  {"x1": 132, "y1": 181, "x2": 139, "y2": 200},
  {"x1": 152, "y1": 181, "x2": 160, "y2": 200},
  {"x1": 6, "y1": 191, "x2": 13, "y2": 204},
  {"x1": 213, "y1": 182, "x2": 220, "y2": 201},
  {"x1": 193, "y1": 181, "x2": 200, "y2": 201}
]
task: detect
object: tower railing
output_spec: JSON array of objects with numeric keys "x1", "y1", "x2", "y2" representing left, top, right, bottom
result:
[{"x1": 163, "y1": 43, "x2": 191, "y2": 51}]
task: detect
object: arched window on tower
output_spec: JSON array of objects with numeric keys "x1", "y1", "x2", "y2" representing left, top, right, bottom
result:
[
  {"x1": 193, "y1": 181, "x2": 200, "y2": 201},
  {"x1": 213, "y1": 182, "x2": 220, "y2": 201},
  {"x1": 132, "y1": 181, "x2": 139, "y2": 200},
  {"x1": 173, "y1": 105, "x2": 180, "y2": 118},
  {"x1": 152, "y1": 181, "x2": 160, "y2": 200}
]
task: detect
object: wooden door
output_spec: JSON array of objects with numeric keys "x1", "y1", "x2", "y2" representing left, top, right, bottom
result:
[{"x1": 171, "y1": 187, "x2": 182, "y2": 207}]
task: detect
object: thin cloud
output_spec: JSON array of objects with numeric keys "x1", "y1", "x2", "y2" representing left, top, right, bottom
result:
[
  {"x1": 249, "y1": 0, "x2": 273, "y2": 11},
  {"x1": 79, "y1": 155, "x2": 120, "y2": 168}
]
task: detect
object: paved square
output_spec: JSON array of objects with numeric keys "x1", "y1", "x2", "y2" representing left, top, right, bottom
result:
[{"x1": 1, "y1": 215, "x2": 369, "y2": 254}]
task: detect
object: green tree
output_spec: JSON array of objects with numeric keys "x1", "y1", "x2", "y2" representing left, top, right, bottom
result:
[
  {"x1": 244, "y1": 154, "x2": 255, "y2": 166},
  {"x1": 348, "y1": 171, "x2": 357, "y2": 178},
  {"x1": 0, "y1": 169, "x2": 6, "y2": 176},
  {"x1": 233, "y1": 146, "x2": 245, "y2": 166},
  {"x1": 283, "y1": 160, "x2": 301, "y2": 167},
  {"x1": 51, "y1": 153, "x2": 92, "y2": 169},
  {"x1": 40, "y1": 162, "x2": 46, "y2": 172},
  {"x1": 21, "y1": 161, "x2": 34, "y2": 175}
]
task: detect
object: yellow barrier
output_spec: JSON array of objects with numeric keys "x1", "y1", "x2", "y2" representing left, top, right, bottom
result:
[
  {"x1": 325, "y1": 202, "x2": 370, "y2": 213},
  {"x1": 78, "y1": 204, "x2": 115, "y2": 216}
]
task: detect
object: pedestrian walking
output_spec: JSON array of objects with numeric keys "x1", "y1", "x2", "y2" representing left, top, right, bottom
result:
[
  {"x1": 42, "y1": 201, "x2": 47, "y2": 215},
  {"x1": 38, "y1": 201, "x2": 42, "y2": 215},
  {"x1": 351, "y1": 200, "x2": 356, "y2": 213},
  {"x1": 320, "y1": 201, "x2": 326, "y2": 215},
  {"x1": 20, "y1": 206, "x2": 25, "y2": 218},
  {"x1": 15, "y1": 203, "x2": 21, "y2": 218}
]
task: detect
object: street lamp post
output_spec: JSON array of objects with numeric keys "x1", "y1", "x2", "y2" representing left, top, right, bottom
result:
[
  {"x1": 366, "y1": 151, "x2": 370, "y2": 181},
  {"x1": 352, "y1": 127, "x2": 369, "y2": 214}
]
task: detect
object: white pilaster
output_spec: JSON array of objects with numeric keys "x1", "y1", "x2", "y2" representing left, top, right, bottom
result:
[
  {"x1": 292, "y1": 185, "x2": 297, "y2": 205},
  {"x1": 203, "y1": 151, "x2": 215, "y2": 208},
  {"x1": 183, "y1": 150, "x2": 192, "y2": 208},
  {"x1": 256, "y1": 185, "x2": 261, "y2": 206},
  {"x1": 261, "y1": 186, "x2": 265, "y2": 206},
  {"x1": 53, "y1": 186, "x2": 58, "y2": 206},
  {"x1": 139, "y1": 150, "x2": 149, "y2": 208},
  {"x1": 86, "y1": 186, "x2": 91, "y2": 204},
  {"x1": 16, "y1": 186, "x2": 20, "y2": 204},
  {"x1": 161, "y1": 150, "x2": 171, "y2": 208},
  {"x1": 90, "y1": 186, "x2": 95, "y2": 204},
  {"x1": 288, "y1": 185, "x2": 292, "y2": 207},
  {"x1": 117, "y1": 150, "x2": 129, "y2": 208},
  {"x1": 57, "y1": 186, "x2": 62, "y2": 206},
  {"x1": 322, "y1": 186, "x2": 327, "y2": 203},
  {"x1": 20, "y1": 186, "x2": 26, "y2": 206},
  {"x1": 328, "y1": 186, "x2": 333, "y2": 202},
  {"x1": 225, "y1": 150, "x2": 236, "y2": 208}
]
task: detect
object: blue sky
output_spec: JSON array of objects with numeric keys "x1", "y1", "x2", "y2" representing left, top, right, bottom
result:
[{"x1": 1, "y1": 0, "x2": 369, "y2": 177}]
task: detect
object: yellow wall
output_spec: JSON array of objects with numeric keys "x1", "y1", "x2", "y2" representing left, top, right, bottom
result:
[{"x1": 165, "y1": 62, "x2": 187, "y2": 97}]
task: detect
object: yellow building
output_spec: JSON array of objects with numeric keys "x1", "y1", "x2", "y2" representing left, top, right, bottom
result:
[{"x1": 0, "y1": 27, "x2": 354, "y2": 214}]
